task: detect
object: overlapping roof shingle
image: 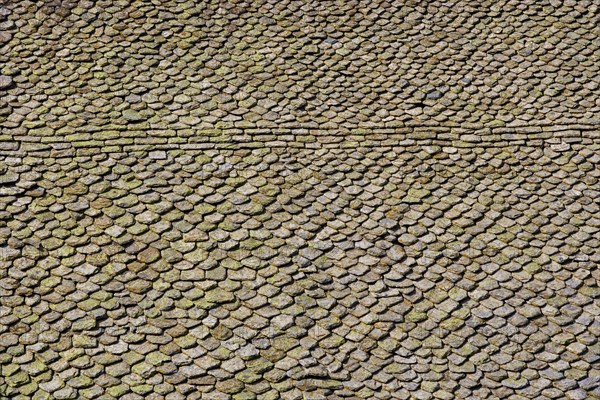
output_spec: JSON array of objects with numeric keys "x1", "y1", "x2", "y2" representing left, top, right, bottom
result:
[{"x1": 0, "y1": 1, "x2": 599, "y2": 400}]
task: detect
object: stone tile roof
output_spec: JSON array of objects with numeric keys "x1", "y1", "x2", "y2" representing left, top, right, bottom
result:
[
  {"x1": 1, "y1": 145, "x2": 599, "y2": 400},
  {"x1": 0, "y1": 1, "x2": 599, "y2": 400},
  {"x1": 0, "y1": 0, "x2": 599, "y2": 134}
]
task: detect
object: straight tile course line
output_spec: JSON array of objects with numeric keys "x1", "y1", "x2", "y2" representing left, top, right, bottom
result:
[{"x1": 0, "y1": 126, "x2": 598, "y2": 157}]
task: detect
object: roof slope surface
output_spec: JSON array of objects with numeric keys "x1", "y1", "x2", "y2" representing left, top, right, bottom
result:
[
  {"x1": 0, "y1": 1, "x2": 599, "y2": 400},
  {"x1": 0, "y1": 0, "x2": 598, "y2": 135}
]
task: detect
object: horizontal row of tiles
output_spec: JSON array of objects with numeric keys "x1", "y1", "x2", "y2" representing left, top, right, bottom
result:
[{"x1": 0, "y1": 127, "x2": 598, "y2": 156}]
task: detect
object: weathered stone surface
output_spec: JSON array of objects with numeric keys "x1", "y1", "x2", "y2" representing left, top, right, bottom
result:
[
  {"x1": 0, "y1": 1, "x2": 598, "y2": 399},
  {"x1": 1, "y1": 145, "x2": 597, "y2": 399},
  {"x1": 122, "y1": 109, "x2": 145, "y2": 122},
  {"x1": 0, "y1": 75, "x2": 12, "y2": 89},
  {"x1": 0, "y1": 0, "x2": 597, "y2": 140}
]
